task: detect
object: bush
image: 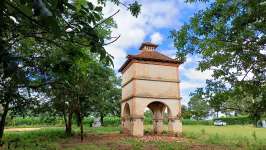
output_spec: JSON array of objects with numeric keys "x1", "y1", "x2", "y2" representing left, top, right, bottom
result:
[
  {"x1": 182, "y1": 119, "x2": 213, "y2": 125},
  {"x1": 103, "y1": 116, "x2": 120, "y2": 126},
  {"x1": 144, "y1": 117, "x2": 153, "y2": 125},
  {"x1": 83, "y1": 117, "x2": 94, "y2": 126},
  {"x1": 213, "y1": 116, "x2": 253, "y2": 125},
  {"x1": 7, "y1": 116, "x2": 64, "y2": 127}
]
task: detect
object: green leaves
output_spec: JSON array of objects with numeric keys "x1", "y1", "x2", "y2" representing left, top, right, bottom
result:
[
  {"x1": 172, "y1": 0, "x2": 266, "y2": 121},
  {"x1": 18, "y1": 4, "x2": 32, "y2": 16},
  {"x1": 129, "y1": 1, "x2": 141, "y2": 17},
  {"x1": 75, "y1": 0, "x2": 87, "y2": 11},
  {"x1": 188, "y1": 94, "x2": 210, "y2": 120}
]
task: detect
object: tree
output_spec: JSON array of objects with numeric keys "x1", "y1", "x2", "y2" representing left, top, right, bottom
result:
[
  {"x1": 188, "y1": 94, "x2": 210, "y2": 120},
  {"x1": 181, "y1": 105, "x2": 192, "y2": 119},
  {"x1": 194, "y1": 79, "x2": 266, "y2": 125},
  {"x1": 0, "y1": 0, "x2": 141, "y2": 144},
  {"x1": 172, "y1": 0, "x2": 266, "y2": 124},
  {"x1": 92, "y1": 72, "x2": 121, "y2": 125}
]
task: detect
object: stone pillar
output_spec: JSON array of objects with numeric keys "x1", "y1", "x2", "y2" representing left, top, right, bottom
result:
[
  {"x1": 168, "y1": 116, "x2": 182, "y2": 136},
  {"x1": 152, "y1": 107, "x2": 164, "y2": 134},
  {"x1": 122, "y1": 117, "x2": 131, "y2": 134},
  {"x1": 131, "y1": 116, "x2": 144, "y2": 136},
  {"x1": 153, "y1": 118, "x2": 163, "y2": 134},
  {"x1": 121, "y1": 117, "x2": 125, "y2": 132},
  {"x1": 176, "y1": 119, "x2": 182, "y2": 135}
]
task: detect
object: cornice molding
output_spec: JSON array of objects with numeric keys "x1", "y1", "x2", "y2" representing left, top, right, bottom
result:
[
  {"x1": 122, "y1": 77, "x2": 180, "y2": 87},
  {"x1": 121, "y1": 96, "x2": 182, "y2": 103}
]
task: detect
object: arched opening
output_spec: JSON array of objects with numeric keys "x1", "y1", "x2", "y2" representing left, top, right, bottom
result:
[
  {"x1": 122, "y1": 103, "x2": 131, "y2": 134},
  {"x1": 144, "y1": 101, "x2": 171, "y2": 135},
  {"x1": 123, "y1": 103, "x2": 130, "y2": 117}
]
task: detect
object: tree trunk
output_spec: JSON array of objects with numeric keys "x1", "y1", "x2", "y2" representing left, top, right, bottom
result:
[
  {"x1": 63, "y1": 110, "x2": 67, "y2": 130},
  {"x1": 234, "y1": 111, "x2": 238, "y2": 117},
  {"x1": 80, "y1": 116, "x2": 84, "y2": 142},
  {"x1": 0, "y1": 103, "x2": 9, "y2": 146},
  {"x1": 65, "y1": 111, "x2": 73, "y2": 136},
  {"x1": 100, "y1": 113, "x2": 104, "y2": 126},
  {"x1": 75, "y1": 109, "x2": 83, "y2": 141},
  {"x1": 76, "y1": 112, "x2": 81, "y2": 127},
  {"x1": 253, "y1": 113, "x2": 261, "y2": 127}
]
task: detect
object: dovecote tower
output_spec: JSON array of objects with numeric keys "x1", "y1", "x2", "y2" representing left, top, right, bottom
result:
[{"x1": 119, "y1": 42, "x2": 182, "y2": 136}]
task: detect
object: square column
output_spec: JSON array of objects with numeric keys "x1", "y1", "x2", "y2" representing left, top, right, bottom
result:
[
  {"x1": 121, "y1": 117, "x2": 131, "y2": 134},
  {"x1": 131, "y1": 116, "x2": 144, "y2": 136},
  {"x1": 153, "y1": 118, "x2": 163, "y2": 134},
  {"x1": 168, "y1": 117, "x2": 182, "y2": 136}
]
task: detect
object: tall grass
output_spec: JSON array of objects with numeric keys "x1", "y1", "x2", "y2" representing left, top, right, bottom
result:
[
  {"x1": 3, "y1": 127, "x2": 66, "y2": 150},
  {"x1": 182, "y1": 125, "x2": 266, "y2": 149}
]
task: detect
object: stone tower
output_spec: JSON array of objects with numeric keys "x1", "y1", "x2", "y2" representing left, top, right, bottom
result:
[{"x1": 119, "y1": 42, "x2": 182, "y2": 136}]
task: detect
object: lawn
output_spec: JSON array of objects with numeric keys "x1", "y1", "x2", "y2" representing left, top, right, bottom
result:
[
  {"x1": 2, "y1": 125, "x2": 266, "y2": 150},
  {"x1": 183, "y1": 125, "x2": 266, "y2": 149}
]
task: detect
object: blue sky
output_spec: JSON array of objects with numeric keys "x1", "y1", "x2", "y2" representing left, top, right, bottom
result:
[{"x1": 103, "y1": 0, "x2": 212, "y2": 105}]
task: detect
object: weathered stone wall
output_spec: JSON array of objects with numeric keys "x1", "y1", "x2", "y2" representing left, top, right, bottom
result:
[
  {"x1": 122, "y1": 63, "x2": 135, "y2": 85},
  {"x1": 134, "y1": 80, "x2": 179, "y2": 98},
  {"x1": 135, "y1": 63, "x2": 179, "y2": 81}
]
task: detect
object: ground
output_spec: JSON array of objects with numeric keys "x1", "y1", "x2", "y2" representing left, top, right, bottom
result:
[{"x1": 2, "y1": 125, "x2": 266, "y2": 150}]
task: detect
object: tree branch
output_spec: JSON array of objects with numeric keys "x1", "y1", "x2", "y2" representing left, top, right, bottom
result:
[
  {"x1": 93, "y1": 9, "x2": 120, "y2": 28},
  {"x1": 6, "y1": 1, "x2": 49, "y2": 31},
  {"x1": 103, "y1": 35, "x2": 120, "y2": 46},
  {"x1": 241, "y1": 64, "x2": 254, "y2": 81}
]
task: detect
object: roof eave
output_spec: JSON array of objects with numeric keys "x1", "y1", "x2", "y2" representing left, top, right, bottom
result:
[{"x1": 118, "y1": 59, "x2": 131, "y2": 72}]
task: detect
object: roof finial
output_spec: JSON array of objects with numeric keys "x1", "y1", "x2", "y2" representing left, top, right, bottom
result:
[{"x1": 139, "y1": 42, "x2": 158, "y2": 51}]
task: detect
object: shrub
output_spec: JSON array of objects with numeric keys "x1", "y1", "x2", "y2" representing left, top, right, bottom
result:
[
  {"x1": 103, "y1": 116, "x2": 120, "y2": 126},
  {"x1": 182, "y1": 119, "x2": 213, "y2": 125},
  {"x1": 83, "y1": 117, "x2": 94, "y2": 126},
  {"x1": 7, "y1": 116, "x2": 64, "y2": 127},
  {"x1": 213, "y1": 116, "x2": 253, "y2": 125}
]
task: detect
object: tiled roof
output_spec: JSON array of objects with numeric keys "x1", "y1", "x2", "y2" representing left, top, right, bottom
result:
[
  {"x1": 119, "y1": 50, "x2": 181, "y2": 72},
  {"x1": 128, "y1": 51, "x2": 176, "y2": 62}
]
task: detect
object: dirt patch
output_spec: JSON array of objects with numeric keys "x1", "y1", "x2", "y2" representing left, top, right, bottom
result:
[
  {"x1": 139, "y1": 135, "x2": 187, "y2": 142},
  {"x1": 143, "y1": 144, "x2": 159, "y2": 150},
  {"x1": 5, "y1": 128, "x2": 41, "y2": 132},
  {"x1": 60, "y1": 133, "x2": 230, "y2": 150},
  {"x1": 60, "y1": 133, "x2": 127, "y2": 149}
]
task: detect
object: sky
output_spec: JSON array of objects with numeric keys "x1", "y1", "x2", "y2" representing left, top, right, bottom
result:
[{"x1": 102, "y1": 0, "x2": 212, "y2": 105}]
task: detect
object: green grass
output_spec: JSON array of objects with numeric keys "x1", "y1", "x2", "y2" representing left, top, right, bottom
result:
[
  {"x1": 2, "y1": 125, "x2": 266, "y2": 150},
  {"x1": 83, "y1": 126, "x2": 121, "y2": 134},
  {"x1": 144, "y1": 125, "x2": 266, "y2": 149},
  {"x1": 3, "y1": 127, "x2": 66, "y2": 150},
  {"x1": 183, "y1": 125, "x2": 266, "y2": 149}
]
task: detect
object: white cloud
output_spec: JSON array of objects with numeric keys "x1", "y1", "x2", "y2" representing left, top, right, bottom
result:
[
  {"x1": 102, "y1": 0, "x2": 193, "y2": 70},
  {"x1": 183, "y1": 69, "x2": 213, "y2": 81},
  {"x1": 105, "y1": 45, "x2": 127, "y2": 70},
  {"x1": 178, "y1": 54, "x2": 213, "y2": 105},
  {"x1": 160, "y1": 49, "x2": 176, "y2": 59},
  {"x1": 150, "y1": 32, "x2": 163, "y2": 44},
  {"x1": 181, "y1": 81, "x2": 205, "y2": 90}
]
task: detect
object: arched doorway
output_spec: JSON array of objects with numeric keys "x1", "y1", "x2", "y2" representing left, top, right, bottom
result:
[
  {"x1": 144, "y1": 101, "x2": 172, "y2": 135},
  {"x1": 122, "y1": 103, "x2": 131, "y2": 134}
]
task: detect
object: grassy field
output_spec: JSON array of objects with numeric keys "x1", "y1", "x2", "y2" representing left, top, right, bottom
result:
[
  {"x1": 184, "y1": 125, "x2": 266, "y2": 143},
  {"x1": 2, "y1": 125, "x2": 266, "y2": 150}
]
